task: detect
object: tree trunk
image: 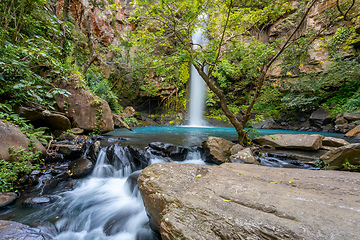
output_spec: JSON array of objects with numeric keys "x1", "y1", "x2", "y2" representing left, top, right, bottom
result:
[
  {"x1": 82, "y1": 8, "x2": 97, "y2": 75},
  {"x1": 193, "y1": 64, "x2": 250, "y2": 144}
]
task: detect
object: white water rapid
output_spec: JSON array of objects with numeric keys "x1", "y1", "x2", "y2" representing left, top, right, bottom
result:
[
  {"x1": 188, "y1": 17, "x2": 208, "y2": 127},
  {"x1": 21, "y1": 145, "x2": 206, "y2": 240}
]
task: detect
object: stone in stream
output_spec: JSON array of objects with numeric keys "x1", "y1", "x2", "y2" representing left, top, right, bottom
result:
[
  {"x1": 253, "y1": 134, "x2": 324, "y2": 150},
  {"x1": 57, "y1": 145, "x2": 83, "y2": 159},
  {"x1": 229, "y1": 148, "x2": 259, "y2": 164},
  {"x1": 138, "y1": 162, "x2": 360, "y2": 240},
  {"x1": 23, "y1": 197, "x2": 52, "y2": 206},
  {"x1": 68, "y1": 158, "x2": 94, "y2": 178},
  {"x1": 0, "y1": 220, "x2": 46, "y2": 239},
  {"x1": 203, "y1": 136, "x2": 235, "y2": 164},
  {"x1": 147, "y1": 142, "x2": 188, "y2": 162}
]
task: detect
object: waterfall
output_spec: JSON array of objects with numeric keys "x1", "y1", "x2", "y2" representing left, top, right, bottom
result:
[{"x1": 188, "y1": 16, "x2": 208, "y2": 127}]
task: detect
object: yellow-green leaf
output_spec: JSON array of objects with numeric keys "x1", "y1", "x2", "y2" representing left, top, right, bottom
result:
[
  {"x1": 289, "y1": 180, "x2": 294, "y2": 183},
  {"x1": 270, "y1": 182, "x2": 280, "y2": 184},
  {"x1": 223, "y1": 199, "x2": 232, "y2": 202},
  {"x1": 195, "y1": 174, "x2": 202, "y2": 178}
]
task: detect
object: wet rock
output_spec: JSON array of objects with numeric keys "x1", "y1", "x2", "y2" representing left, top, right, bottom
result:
[
  {"x1": 322, "y1": 137, "x2": 349, "y2": 148},
  {"x1": 254, "y1": 134, "x2": 324, "y2": 151},
  {"x1": 0, "y1": 120, "x2": 46, "y2": 161},
  {"x1": 57, "y1": 145, "x2": 83, "y2": 159},
  {"x1": 0, "y1": 220, "x2": 46, "y2": 239},
  {"x1": 104, "y1": 209, "x2": 134, "y2": 236},
  {"x1": 229, "y1": 148, "x2": 259, "y2": 164},
  {"x1": 125, "y1": 170, "x2": 142, "y2": 195},
  {"x1": 0, "y1": 192, "x2": 17, "y2": 207},
  {"x1": 203, "y1": 136, "x2": 235, "y2": 164},
  {"x1": 23, "y1": 197, "x2": 52, "y2": 206},
  {"x1": 59, "y1": 132, "x2": 76, "y2": 141},
  {"x1": 138, "y1": 163, "x2": 360, "y2": 240},
  {"x1": 46, "y1": 153, "x2": 65, "y2": 163},
  {"x1": 320, "y1": 143, "x2": 360, "y2": 170},
  {"x1": 69, "y1": 158, "x2": 94, "y2": 178},
  {"x1": 106, "y1": 144, "x2": 132, "y2": 170},
  {"x1": 40, "y1": 177, "x2": 58, "y2": 195},
  {"x1": 56, "y1": 171, "x2": 70, "y2": 182},
  {"x1": 148, "y1": 142, "x2": 188, "y2": 162},
  {"x1": 42, "y1": 111, "x2": 71, "y2": 131},
  {"x1": 128, "y1": 145, "x2": 149, "y2": 169}
]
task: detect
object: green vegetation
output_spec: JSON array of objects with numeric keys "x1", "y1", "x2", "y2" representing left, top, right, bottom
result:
[{"x1": 0, "y1": 145, "x2": 44, "y2": 192}]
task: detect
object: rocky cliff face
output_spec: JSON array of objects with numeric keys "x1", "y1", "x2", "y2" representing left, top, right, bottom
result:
[{"x1": 56, "y1": 0, "x2": 135, "y2": 46}]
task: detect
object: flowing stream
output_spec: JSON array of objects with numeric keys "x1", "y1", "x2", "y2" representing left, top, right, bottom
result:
[
  {"x1": 0, "y1": 127, "x2": 347, "y2": 239},
  {"x1": 2, "y1": 142, "x2": 206, "y2": 240}
]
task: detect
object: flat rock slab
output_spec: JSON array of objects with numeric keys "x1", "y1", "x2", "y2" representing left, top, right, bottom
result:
[
  {"x1": 0, "y1": 220, "x2": 45, "y2": 239},
  {"x1": 254, "y1": 134, "x2": 324, "y2": 150},
  {"x1": 138, "y1": 163, "x2": 360, "y2": 240}
]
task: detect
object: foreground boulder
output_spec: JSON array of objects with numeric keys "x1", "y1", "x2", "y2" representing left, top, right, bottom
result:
[
  {"x1": 320, "y1": 143, "x2": 360, "y2": 170},
  {"x1": 0, "y1": 120, "x2": 46, "y2": 161},
  {"x1": 253, "y1": 134, "x2": 324, "y2": 150},
  {"x1": 0, "y1": 220, "x2": 45, "y2": 239},
  {"x1": 138, "y1": 163, "x2": 360, "y2": 240},
  {"x1": 55, "y1": 75, "x2": 114, "y2": 133}
]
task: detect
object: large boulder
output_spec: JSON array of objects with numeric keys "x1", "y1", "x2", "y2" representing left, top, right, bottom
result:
[
  {"x1": 0, "y1": 220, "x2": 45, "y2": 239},
  {"x1": 55, "y1": 75, "x2": 114, "y2": 133},
  {"x1": 0, "y1": 120, "x2": 46, "y2": 161},
  {"x1": 42, "y1": 111, "x2": 71, "y2": 131},
  {"x1": 320, "y1": 143, "x2": 360, "y2": 170},
  {"x1": 138, "y1": 163, "x2": 360, "y2": 240},
  {"x1": 203, "y1": 136, "x2": 235, "y2": 164},
  {"x1": 309, "y1": 108, "x2": 332, "y2": 128},
  {"x1": 0, "y1": 192, "x2": 17, "y2": 207},
  {"x1": 322, "y1": 137, "x2": 350, "y2": 148},
  {"x1": 345, "y1": 125, "x2": 360, "y2": 137},
  {"x1": 253, "y1": 134, "x2": 324, "y2": 150},
  {"x1": 343, "y1": 113, "x2": 360, "y2": 122}
]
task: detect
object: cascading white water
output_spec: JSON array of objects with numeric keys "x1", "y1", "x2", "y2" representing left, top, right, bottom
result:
[
  {"x1": 188, "y1": 17, "x2": 208, "y2": 127},
  {"x1": 20, "y1": 145, "x2": 207, "y2": 240}
]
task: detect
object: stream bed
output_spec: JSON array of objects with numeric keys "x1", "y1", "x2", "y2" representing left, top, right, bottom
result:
[{"x1": 0, "y1": 126, "x2": 346, "y2": 239}]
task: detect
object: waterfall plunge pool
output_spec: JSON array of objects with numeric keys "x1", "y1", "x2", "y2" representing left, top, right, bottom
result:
[{"x1": 104, "y1": 126, "x2": 346, "y2": 148}]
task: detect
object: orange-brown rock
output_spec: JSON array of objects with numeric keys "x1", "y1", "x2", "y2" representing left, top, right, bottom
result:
[{"x1": 55, "y1": 75, "x2": 114, "y2": 133}]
